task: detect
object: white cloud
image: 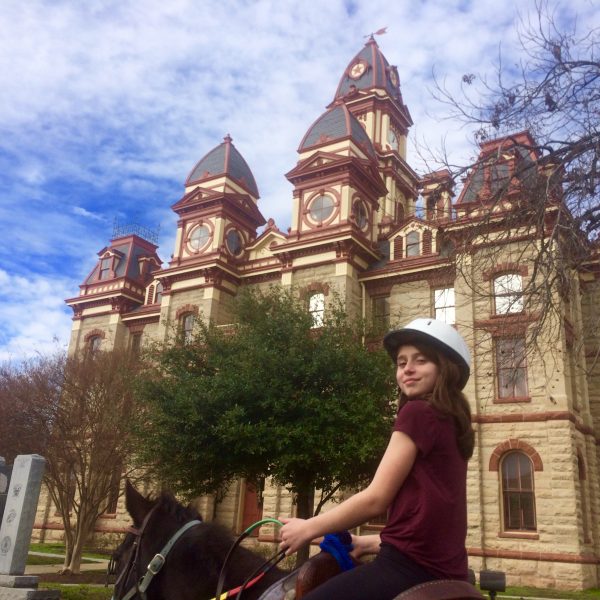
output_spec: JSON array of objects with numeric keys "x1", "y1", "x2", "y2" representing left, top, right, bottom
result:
[{"x1": 0, "y1": 0, "x2": 596, "y2": 358}]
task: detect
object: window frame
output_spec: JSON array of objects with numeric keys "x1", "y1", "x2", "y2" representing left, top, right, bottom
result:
[
  {"x1": 495, "y1": 337, "x2": 529, "y2": 401},
  {"x1": 181, "y1": 313, "x2": 196, "y2": 343},
  {"x1": 308, "y1": 292, "x2": 325, "y2": 328},
  {"x1": 493, "y1": 273, "x2": 523, "y2": 315},
  {"x1": 500, "y1": 451, "x2": 537, "y2": 532},
  {"x1": 405, "y1": 231, "x2": 420, "y2": 257},
  {"x1": 433, "y1": 287, "x2": 455, "y2": 325}
]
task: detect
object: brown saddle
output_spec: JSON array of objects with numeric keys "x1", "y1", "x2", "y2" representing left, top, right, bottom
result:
[{"x1": 294, "y1": 552, "x2": 484, "y2": 600}]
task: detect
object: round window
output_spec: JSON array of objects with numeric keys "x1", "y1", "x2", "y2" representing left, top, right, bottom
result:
[
  {"x1": 189, "y1": 225, "x2": 210, "y2": 251},
  {"x1": 226, "y1": 229, "x2": 243, "y2": 256},
  {"x1": 352, "y1": 200, "x2": 368, "y2": 229},
  {"x1": 309, "y1": 194, "x2": 334, "y2": 222}
]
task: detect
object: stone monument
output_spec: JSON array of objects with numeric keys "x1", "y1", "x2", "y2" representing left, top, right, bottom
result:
[{"x1": 0, "y1": 455, "x2": 59, "y2": 599}]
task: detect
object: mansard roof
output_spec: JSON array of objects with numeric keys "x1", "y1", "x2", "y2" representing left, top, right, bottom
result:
[
  {"x1": 298, "y1": 103, "x2": 376, "y2": 159},
  {"x1": 333, "y1": 36, "x2": 403, "y2": 104},
  {"x1": 185, "y1": 134, "x2": 259, "y2": 198}
]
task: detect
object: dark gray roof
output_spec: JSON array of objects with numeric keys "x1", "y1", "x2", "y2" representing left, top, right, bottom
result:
[
  {"x1": 299, "y1": 104, "x2": 376, "y2": 158},
  {"x1": 185, "y1": 135, "x2": 259, "y2": 197}
]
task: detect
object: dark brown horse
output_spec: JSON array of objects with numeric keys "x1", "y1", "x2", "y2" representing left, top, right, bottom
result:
[
  {"x1": 111, "y1": 481, "x2": 293, "y2": 600},
  {"x1": 111, "y1": 482, "x2": 484, "y2": 600}
]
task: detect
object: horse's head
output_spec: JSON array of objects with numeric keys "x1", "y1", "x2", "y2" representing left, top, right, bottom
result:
[{"x1": 112, "y1": 480, "x2": 202, "y2": 600}]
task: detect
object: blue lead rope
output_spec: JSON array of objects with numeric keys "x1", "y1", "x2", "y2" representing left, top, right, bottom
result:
[{"x1": 319, "y1": 531, "x2": 355, "y2": 572}]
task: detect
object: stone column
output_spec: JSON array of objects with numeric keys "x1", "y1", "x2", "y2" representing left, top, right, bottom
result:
[{"x1": 0, "y1": 455, "x2": 58, "y2": 599}]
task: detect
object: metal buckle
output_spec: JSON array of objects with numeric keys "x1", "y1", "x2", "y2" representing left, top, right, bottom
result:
[{"x1": 147, "y1": 553, "x2": 165, "y2": 575}]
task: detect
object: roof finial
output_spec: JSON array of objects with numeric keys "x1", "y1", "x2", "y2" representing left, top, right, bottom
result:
[
  {"x1": 224, "y1": 133, "x2": 232, "y2": 143},
  {"x1": 364, "y1": 27, "x2": 387, "y2": 40}
]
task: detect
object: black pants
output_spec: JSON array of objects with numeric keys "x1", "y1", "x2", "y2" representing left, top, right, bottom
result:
[{"x1": 301, "y1": 544, "x2": 437, "y2": 600}]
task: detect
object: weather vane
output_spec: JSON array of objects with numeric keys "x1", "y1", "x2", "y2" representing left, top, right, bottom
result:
[{"x1": 364, "y1": 27, "x2": 387, "y2": 38}]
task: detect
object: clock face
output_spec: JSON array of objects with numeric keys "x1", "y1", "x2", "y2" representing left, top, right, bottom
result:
[
  {"x1": 389, "y1": 68, "x2": 399, "y2": 87},
  {"x1": 349, "y1": 61, "x2": 366, "y2": 80},
  {"x1": 387, "y1": 128, "x2": 399, "y2": 151}
]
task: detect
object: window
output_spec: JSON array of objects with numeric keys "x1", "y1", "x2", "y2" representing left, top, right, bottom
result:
[
  {"x1": 103, "y1": 466, "x2": 121, "y2": 515},
  {"x1": 154, "y1": 281, "x2": 163, "y2": 304},
  {"x1": 496, "y1": 338, "x2": 528, "y2": 399},
  {"x1": 494, "y1": 273, "x2": 523, "y2": 314},
  {"x1": 309, "y1": 293, "x2": 325, "y2": 328},
  {"x1": 372, "y1": 296, "x2": 390, "y2": 332},
  {"x1": 352, "y1": 199, "x2": 368, "y2": 229},
  {"x1": 182, "y1": 313, "x2": 195, "y2": 343},
  {"x1": 130, "y1": 333, "x2": 142, "y2": 355},
  {"x1": 406, "y1": 231, "x2": 420, "y2": 257},
  {"x1": 308, "y1": 194, "x2": 334, "y2": 222},
  {"x1": 99, "y1": 257, "x2": 111, "y2": 280},
  {"x1": 434, "y1": 288, "x2": 455, "y2": 324},
  {"x1": 189, "y1": 225, "x2": 211, "y2": 251},
  {"x1": 226, "y1": 230, "x2": 243, "y2": 256},
  {"x1": 88, "y1": 335, "x2": 102, "y2": 353},
  {"x1": 501, "y1": 452, "x2": 536, "y2": 531}
]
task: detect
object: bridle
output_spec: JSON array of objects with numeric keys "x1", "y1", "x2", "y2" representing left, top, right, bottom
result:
[
  {"x1": 111, "y1": 503, "x2": 202, "y2": 600},
  {"x1": 111, "y1": 512, "x2": 285, "y2": 600}
]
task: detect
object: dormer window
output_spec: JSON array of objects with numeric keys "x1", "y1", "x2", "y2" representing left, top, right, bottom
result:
[
  {"x1": 99, "y1": 257, "x2": 111, "y2": 280},
  {"x1": 406, "y1": 231, "x2": 420, "y2": 257}
]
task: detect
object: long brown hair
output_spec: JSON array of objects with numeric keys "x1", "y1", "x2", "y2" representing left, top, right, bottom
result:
[{"x1": 397, "y1": 343, "x2": 474, "y2": 460}]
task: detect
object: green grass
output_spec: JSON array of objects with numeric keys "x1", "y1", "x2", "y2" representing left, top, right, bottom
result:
[
  {"x1": 40, "y1": 584, "x2": 112, "y2": 600},
  {"x1": 29, "y1": 543, "x2": 110, "y2": 560},
  {"x1": 27, "y1": 555, "x2": 96, "y2": 566}
]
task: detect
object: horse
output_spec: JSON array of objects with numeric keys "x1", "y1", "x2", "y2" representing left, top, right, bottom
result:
[
  {"x1": 111, "y1": 481, "x2": 485, "y2": 600},
  {"x1": 111, "y1": 481, "x2": 294, "y2": 600}
]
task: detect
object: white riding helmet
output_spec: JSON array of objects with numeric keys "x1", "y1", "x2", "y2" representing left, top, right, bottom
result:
[{"x1": 383, "y1": 318, "x2": 471, "y2": 389}]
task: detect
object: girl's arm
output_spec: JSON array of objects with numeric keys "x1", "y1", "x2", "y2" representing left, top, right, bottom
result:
[{"x1": 279, "y1": 430, "x2": 417, "y2": 555}]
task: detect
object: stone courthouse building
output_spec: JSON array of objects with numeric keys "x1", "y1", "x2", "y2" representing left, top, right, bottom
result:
[{"x1": 37, "y1": 39, "x2": 600, "y2": 589}]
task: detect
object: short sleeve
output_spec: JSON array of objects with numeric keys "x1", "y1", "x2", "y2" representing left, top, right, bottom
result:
[{"x1": 393, "y1": 400, "x2": 440, "y2": 457}]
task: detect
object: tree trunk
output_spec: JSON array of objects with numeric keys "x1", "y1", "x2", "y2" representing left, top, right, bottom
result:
[{"x1": 294, "y1": 487, "x2": 315, "y2": 567}]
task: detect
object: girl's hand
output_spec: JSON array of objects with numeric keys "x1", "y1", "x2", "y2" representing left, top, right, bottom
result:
[
  {"x1": 278, "y1": 517, "x2": 316, "y2": 555},
  {"x1": 350, "y1": 534, "x2": 381, "y2": 559}
]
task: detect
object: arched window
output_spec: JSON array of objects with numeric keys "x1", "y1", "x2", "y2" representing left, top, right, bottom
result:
[
  {"x1": 154, "y1": 281, "x2": 163, "y2": 304},
  {"x1": 181, "y1": 313, "x2": 195, "y2": 343},
  {"x1": 501, "y1": 451, "x2": 536, "y2": 531},
  {"x1": 494, "y1": 273, "x2": 523, "y2": 314},
  {"x1": 88, "y1": 335, "x2": 102, "y2": 353},
  {"x1": 406, "y1": 231, "x2": 420, "y2": 257},
  {"x1": 309, "y1": 293, "x2": 325, "y2": 328}
]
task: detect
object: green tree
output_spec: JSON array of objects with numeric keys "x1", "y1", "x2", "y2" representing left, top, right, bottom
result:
[{"x1": 134, "y1": 286, "x2": 396, "y2": 563}]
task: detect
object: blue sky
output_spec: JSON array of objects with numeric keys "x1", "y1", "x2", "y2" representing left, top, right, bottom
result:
[{"x1": 0, "y1": 0, "x2": 596, "y2": 361}]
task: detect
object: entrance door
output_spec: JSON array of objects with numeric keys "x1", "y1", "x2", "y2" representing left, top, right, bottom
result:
[{"x1": 240, "y1": 481, "x2": 263, "y2": 536}]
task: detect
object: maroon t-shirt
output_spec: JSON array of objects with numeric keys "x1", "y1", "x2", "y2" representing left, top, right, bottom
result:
[{"x1": 379, "y1": 399, "x2": 468, "y2": 580}]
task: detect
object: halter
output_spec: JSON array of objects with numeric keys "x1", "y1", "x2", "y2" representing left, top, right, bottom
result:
[
  {"x1": 112, "y1": 513, "x2": 285, "y2": 600},
  {"x1": 112, "y1": 503, "x2": 202, "y2": 600}
]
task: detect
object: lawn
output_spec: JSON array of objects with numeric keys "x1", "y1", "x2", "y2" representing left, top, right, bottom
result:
[
  {"x1": 40, "y1": 584, "x2": 112, "y2": 600},
  {"x1": 30, "y1": 542, "x2": 111, "y2": 561}
]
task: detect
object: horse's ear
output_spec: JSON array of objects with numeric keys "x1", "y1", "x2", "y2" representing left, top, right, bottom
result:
[{"x1": 125, "y1": 480, "x2": 155, "y2": 527}]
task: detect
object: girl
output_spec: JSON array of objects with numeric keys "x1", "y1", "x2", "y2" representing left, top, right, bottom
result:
[{"x1": 279, "y1": 318, "x2": 474, "y2": 599}]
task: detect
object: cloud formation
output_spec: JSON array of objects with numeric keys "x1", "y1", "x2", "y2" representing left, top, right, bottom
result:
[{"x1": 0, "y1": 0, "x2": 597, "y2": 360}]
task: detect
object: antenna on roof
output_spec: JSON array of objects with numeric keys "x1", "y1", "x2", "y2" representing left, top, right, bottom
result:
[{"x1": 112, "y1": 218, "x2": 160, "y2": 245}]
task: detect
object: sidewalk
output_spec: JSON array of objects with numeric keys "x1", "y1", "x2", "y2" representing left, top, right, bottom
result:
[{"x1": 25, "y1": 552, "x2": 109, "y2": 576}]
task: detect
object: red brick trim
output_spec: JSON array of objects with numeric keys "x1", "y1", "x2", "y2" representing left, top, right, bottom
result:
[
  {"x1": 467, "y1": 547, "x2": 600, "y2": 565},
  {"x1": 84, "y1": 329, "x2": 105, "y2": 342},
  {"x1": 300, "y1": 282, "x2": 330, "y2": 298},
  {"x1": 473, "y1": 411, "x2": 597, "y2": 441},
  {"x1": 482, "y1": 263, "x2": 528, "y2": 281},
  {"x1": 175, "y1": 304, "x2": 199, "y2": 320},
  {"x1": 489, "y1": 439, "x2": 543, "y2": 471}
]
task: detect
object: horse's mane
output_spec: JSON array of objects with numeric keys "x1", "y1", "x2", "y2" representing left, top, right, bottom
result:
[{"x1": 153, "y1": 490, "x2": 203, "y2": 523}]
